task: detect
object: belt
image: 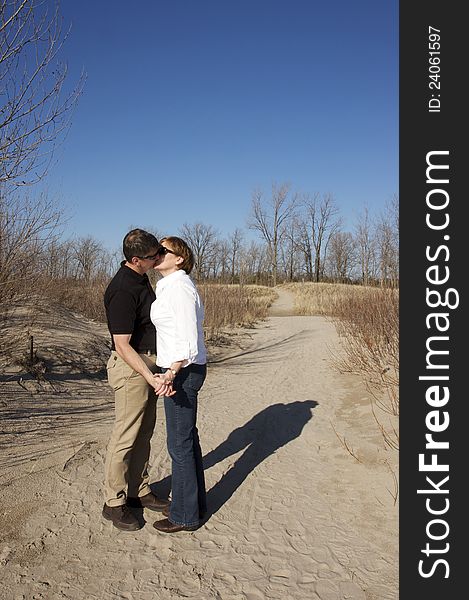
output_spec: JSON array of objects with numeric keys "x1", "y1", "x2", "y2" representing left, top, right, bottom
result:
[{"x1": 110, "y1": 349, "x2": 155, "y2": 355}]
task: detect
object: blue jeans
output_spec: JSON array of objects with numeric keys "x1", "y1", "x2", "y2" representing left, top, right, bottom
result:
[{"x1": 163, "y1": 363, "x2": 207, "y2": 527}]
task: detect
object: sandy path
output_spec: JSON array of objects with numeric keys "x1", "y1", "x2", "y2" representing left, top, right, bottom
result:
[
  {"x1": 267, "y1": 287, "x2": 296, "y2": 316},
  {"x1": 0, "y1": 293, "x2": 398, "y2": 600}
]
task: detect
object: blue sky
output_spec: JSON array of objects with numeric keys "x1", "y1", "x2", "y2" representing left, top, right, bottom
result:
[{"x1": 48, "y1": 0, "x2": 398, "y2": 250}]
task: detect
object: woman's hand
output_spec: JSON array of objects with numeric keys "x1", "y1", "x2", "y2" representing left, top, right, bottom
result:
[
  {"x1": 152, "y1": 374, "x2": 176, "y2": 396},
  {"x1": 143, "y1": 372, "x2": 173, "y2": 396},
  {"x1": 158, "y1": 370, "x2": 174, "y2": 385}
]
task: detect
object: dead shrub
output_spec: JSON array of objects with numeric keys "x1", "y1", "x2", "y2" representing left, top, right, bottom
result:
[
  {"x1": 284, "y1": 282, "x2": 399, "y2": 450},
  {"x1": 40, "y1": 277, "x2": 108, "y2": 322},
  {"x1": 198, "y1": 284, "x2": 277, "y2": 342},
  {"x1": 330, "y1": 286, "x2": 399, "y2": 450}
]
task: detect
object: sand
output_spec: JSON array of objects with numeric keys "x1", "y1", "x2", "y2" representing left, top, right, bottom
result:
[{"x1": 0, "y1": 290, "x2": 398, "y2": 600}]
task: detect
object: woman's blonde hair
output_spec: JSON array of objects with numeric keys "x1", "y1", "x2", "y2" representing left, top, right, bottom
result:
[{"x1": 161, "y1": 236, "x2": 195, "y2": 274}]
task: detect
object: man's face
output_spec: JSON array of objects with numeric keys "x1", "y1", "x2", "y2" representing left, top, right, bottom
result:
[{"x1": 134, "y1": 248, "x2": 159, "y2": 273}]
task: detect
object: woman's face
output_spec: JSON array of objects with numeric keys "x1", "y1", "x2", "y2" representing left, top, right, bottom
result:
[{"x1": 154, "y1": 242, "x2": 180, "y2": 272}]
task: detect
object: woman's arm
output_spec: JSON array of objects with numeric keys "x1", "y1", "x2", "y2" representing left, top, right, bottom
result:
[{"x1": 162, "y1": 281, "x2": 200, "y2": 378}]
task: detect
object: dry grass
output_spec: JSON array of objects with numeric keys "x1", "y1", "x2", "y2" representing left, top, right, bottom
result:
[
  {"x1": 284, "y1": 282, "x2": 399, "y2": 450},
  {"x1": 0, "y1": 301, "x2": 37, "y2": 367},
  {"x1": 199, "y1": 284, "x2": 277, "y2": 342},
  {"x1": 40, "y1": 279, "x2": 278, "y2": 338},
  {"x1": 41, "y1": 278, "x2": 109, "y2": 322},
  {"x1": 1, "y1": 282, "x2": 277, "y2": 373},
  {"x1": 282, "y1": 282, "x2": 373, "y2": 316},
  {"x1": 330, "y1": 286, "x2": 399, "y2": 451}
]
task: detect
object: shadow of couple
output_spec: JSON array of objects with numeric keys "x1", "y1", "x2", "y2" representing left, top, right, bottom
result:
[{"x1": 151, "y1": 399, "x2": 318, "y2": 521}]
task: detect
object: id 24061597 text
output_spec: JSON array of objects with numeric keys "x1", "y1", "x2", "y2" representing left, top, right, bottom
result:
[{"x1": 428, "y1": 26, "x2": 441, "y2": 113}]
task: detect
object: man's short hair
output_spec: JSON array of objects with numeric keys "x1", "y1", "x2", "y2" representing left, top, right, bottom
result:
[
  {"x1": 123, "y1": 229, "x2": 159, "y2": 261},
  {"x1": 161, "y1": 236, "x2": 195, "y2": 274}
]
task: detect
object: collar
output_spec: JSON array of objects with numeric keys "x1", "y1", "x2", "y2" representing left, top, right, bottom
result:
[
  {"x1": 121, "y1": 261, "x2": 148, "y2": 282},
  {"x1": 156, "y1": 269, "x2": 187, "y2": 292}
]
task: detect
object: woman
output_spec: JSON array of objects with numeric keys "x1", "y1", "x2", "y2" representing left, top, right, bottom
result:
[{"x1": 150, "y1": 236, "x2": 207, "y2": 533}]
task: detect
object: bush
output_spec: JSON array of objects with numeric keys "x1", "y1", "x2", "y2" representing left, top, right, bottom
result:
[
  {"x1": 284, "y1": 282, "x2": 399, "y2": 450},
  {"x1": 198, "y1": 284, "x2": 277, "y2": 341}
]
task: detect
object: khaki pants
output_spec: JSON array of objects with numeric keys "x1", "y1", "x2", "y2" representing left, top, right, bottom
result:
[{"x1": 104, "y1": 351, "x2": 158, "y2": 507}]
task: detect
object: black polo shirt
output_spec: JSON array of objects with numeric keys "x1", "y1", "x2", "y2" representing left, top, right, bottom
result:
[{"x1": 104, "y1": 262, "x2": 156, "y2": 353}]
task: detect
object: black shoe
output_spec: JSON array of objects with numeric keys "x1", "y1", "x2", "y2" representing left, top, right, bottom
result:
[
  {"x1": 153, "y1": 518, "x2": 199, "y2": 533},
  {"x1": 102, "y1": 503, "x2": 142, "y2": 531},
  {"x1": 127, "y1": 492, "x2": 170, "y2": 512}
]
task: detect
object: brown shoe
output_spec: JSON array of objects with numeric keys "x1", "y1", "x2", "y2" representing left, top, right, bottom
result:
[
  {"x1": 127, "y1": 492, "x2": 170, "y2": 511},
  {"x1": 102, "y1": 503, "x2": 142, "y2": 531},
  {"x1": 153, "y1": 518, "x2": 199, "y2": 533}
]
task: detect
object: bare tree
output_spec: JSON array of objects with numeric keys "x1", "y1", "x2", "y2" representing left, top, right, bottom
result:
[
  {"x1": 376, "y1": 196, "x2": 399, "y2": 287},
  {"x1": 105, "y1": 246, "x2": 123, "y2": 277},
  {"x1": 354, "y1": 205, "x2": 377, "y2": 285},
  {"x1": 0, "y1": 2, "x2": 83, "y2": 361},
  {"x1": 204, "y1": 238, "x2": 228, "y2": 281},
  {"x1": 327, "y1": 231, "x2": 355, "y2": 282},
  {"x1": 1, "y1": 0, "x2": 85, "y2": 186},
  {"x1": 228, "y1": 228, "x2": 243, "y2": 283},
  {"x1": 179, "y1": 222, "x2": 218, "y2": 280},
  {"x1": 279, "y1": 214, "x2": 301, "y2": 282},
  {"x1": 299, "y1": 193, "x2": 341, "y2": 282},
  {"x1": 239, "y1": 240, "x2": 269, "y2": 285},
  {"x1": 0, "y1": 191, "x2": 62, "y2": 298},
  {"x1": 0, "y1": 191, "x2": 63, "y2": 361},
  {"x1": 71, "y1": 235, "x2": 106, "y2": 282},
  {"x1": 248, "y1": 183, "x2": 296, "y2": 286},
  {"x1": 41, "y1": 237, "x2": 74, "y2": 279},
  {"x1": 297, "y1": 220, "x2": 314, "y2": 280}
]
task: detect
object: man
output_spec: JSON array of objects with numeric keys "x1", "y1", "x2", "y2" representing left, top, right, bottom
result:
[{"x1": 102, "y1": 228, "x2": 170, "y2": 531}]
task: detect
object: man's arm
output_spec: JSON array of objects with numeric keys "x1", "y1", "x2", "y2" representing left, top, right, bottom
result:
[{"x1": 113, "y1": 334, "x2": 169, "y2": 395}]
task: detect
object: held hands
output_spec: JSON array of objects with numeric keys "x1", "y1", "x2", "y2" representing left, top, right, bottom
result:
[
  {"x1": 152, "y1": 373, "x2": 176, "y2": 396},
  {"x1": 150, "y1": 366, "x2": 180, "y2": 397}
]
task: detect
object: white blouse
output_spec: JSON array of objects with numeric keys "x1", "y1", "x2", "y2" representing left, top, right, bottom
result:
[{"x1": 150, "y1": 269, "x2": 207, "y2": 369}]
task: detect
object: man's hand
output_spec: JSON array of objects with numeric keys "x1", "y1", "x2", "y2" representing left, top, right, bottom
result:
[
  {"x1": 112, "y1": 334, "x2": 174, "y2": 395},
  {"x1": 153, "y1": 374, "x2": 176, "y2": 396}
]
